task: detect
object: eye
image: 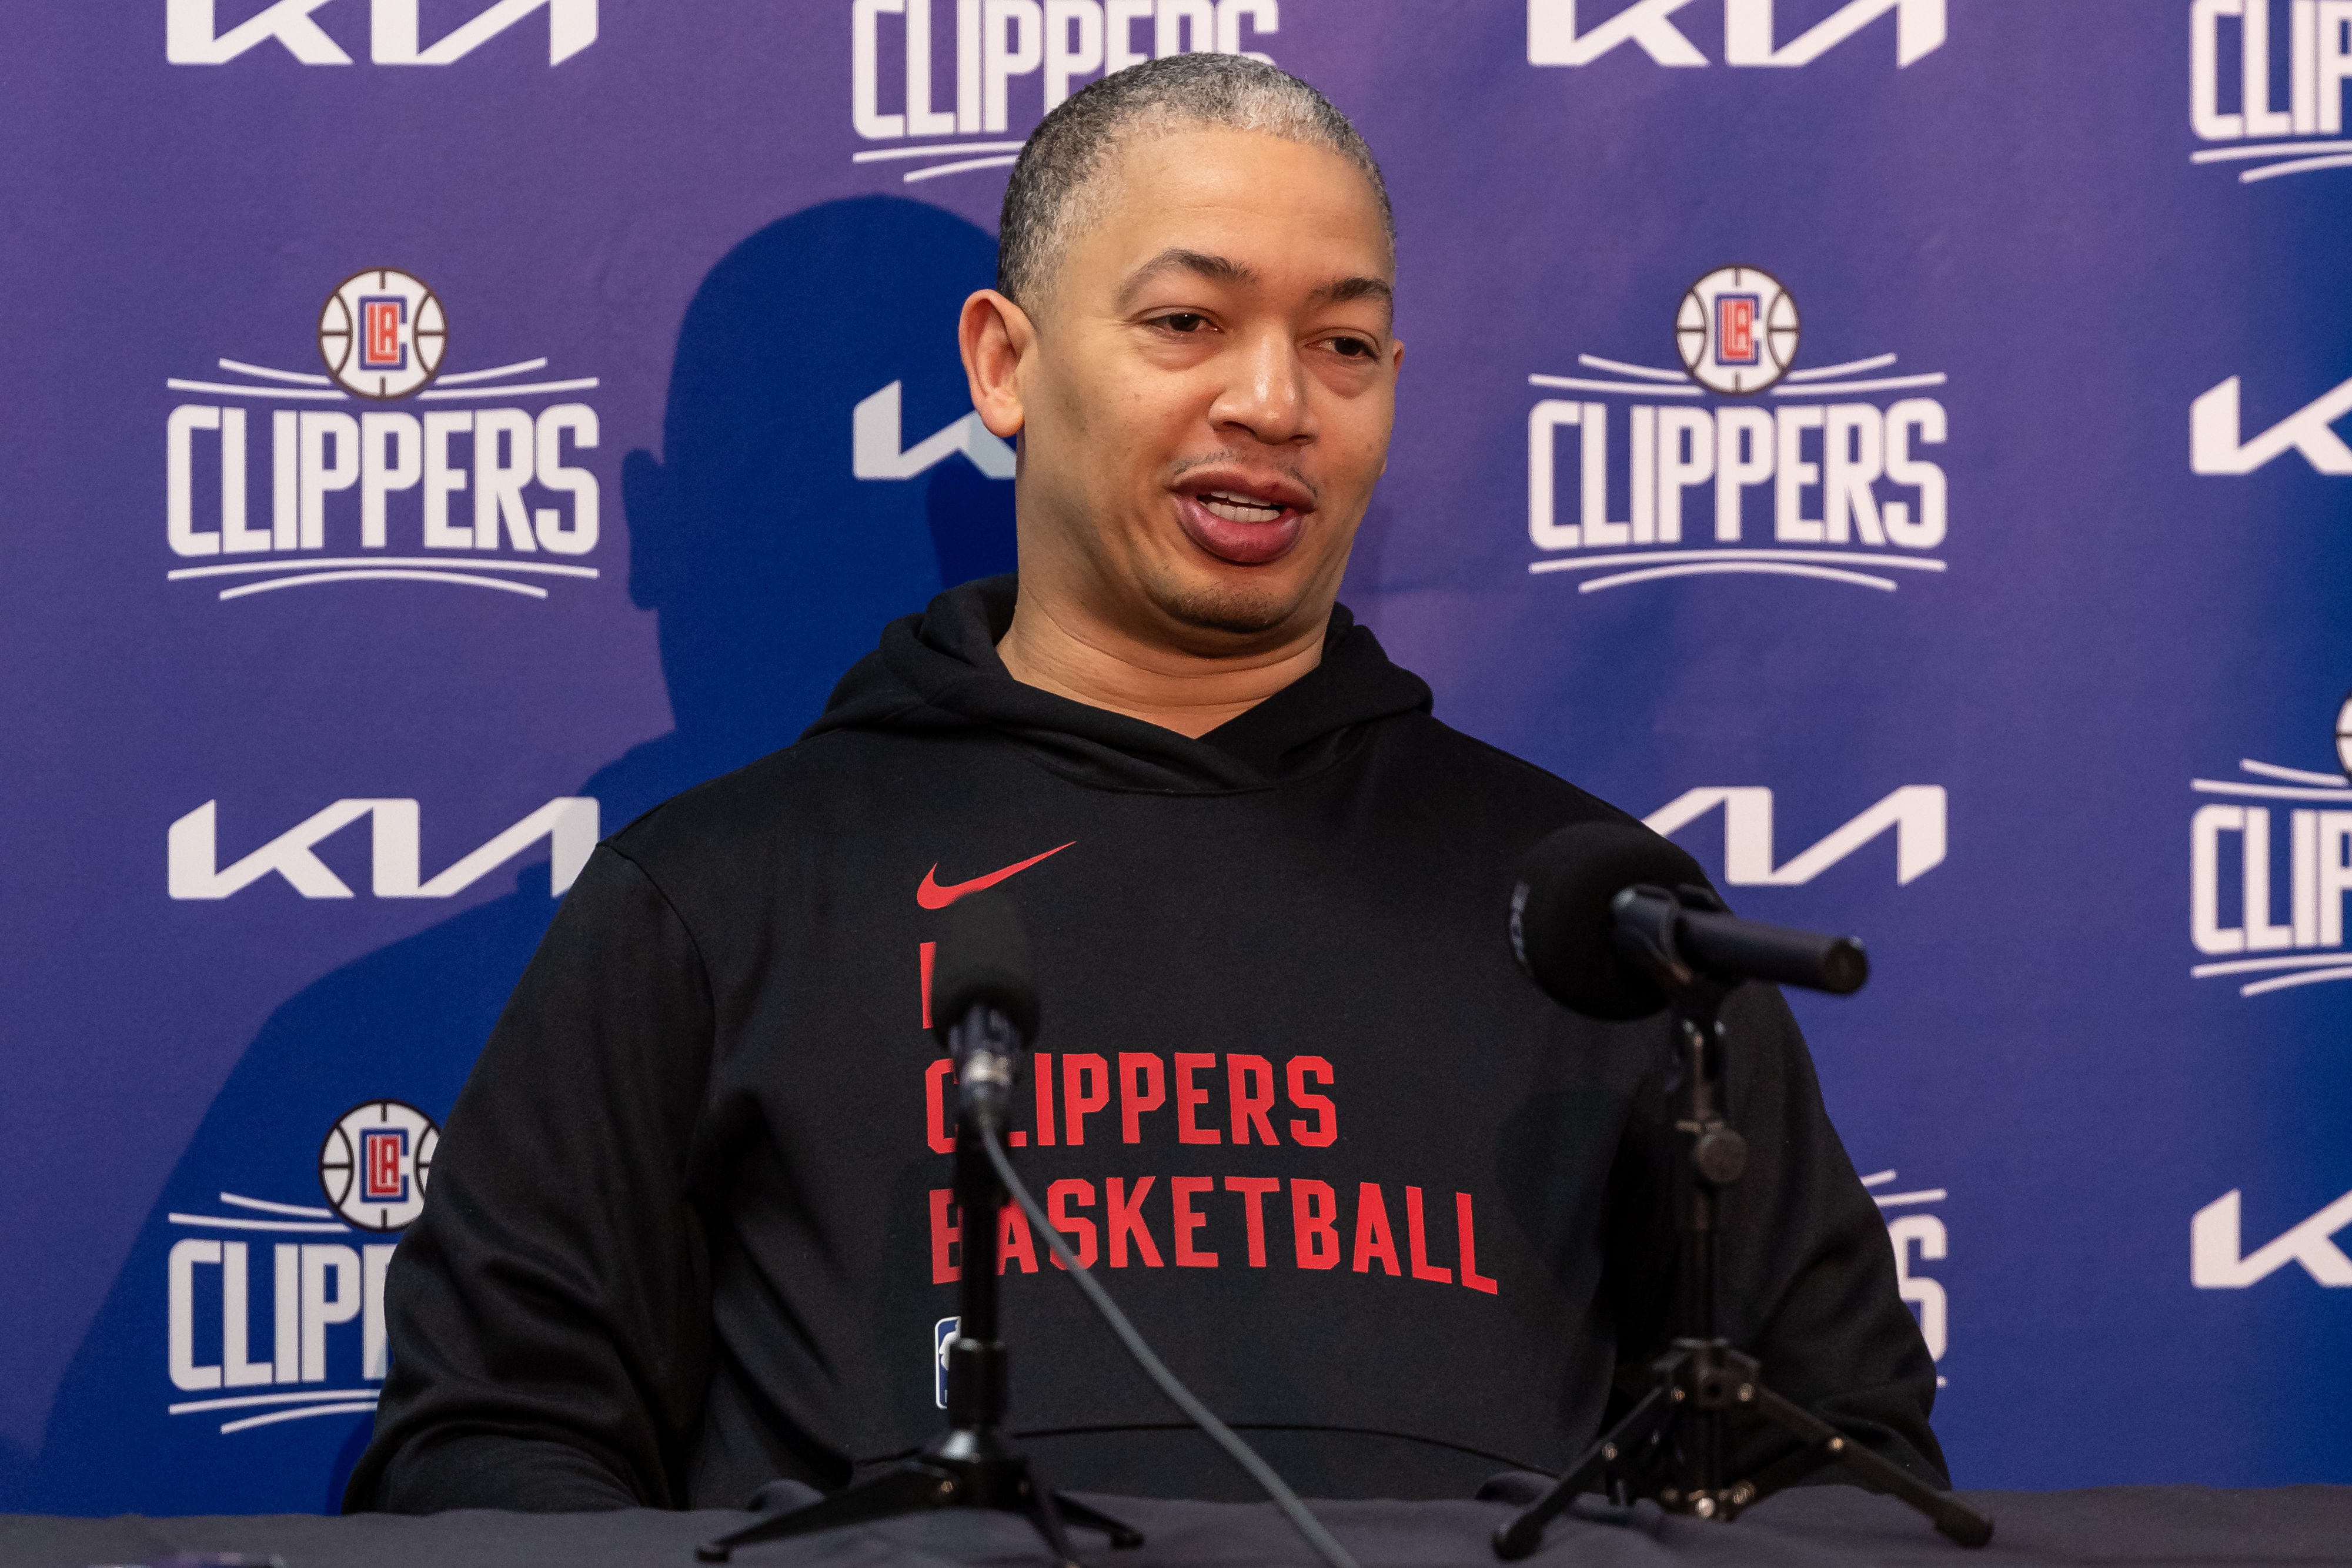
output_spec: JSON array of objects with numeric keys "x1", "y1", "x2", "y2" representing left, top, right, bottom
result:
[
  {"x1": 1328, "y1": 335, "x2": 1378, "y2": 359},
  {"x1": 1152, "y1": 312, "x2": 1211, "y2": 334}
]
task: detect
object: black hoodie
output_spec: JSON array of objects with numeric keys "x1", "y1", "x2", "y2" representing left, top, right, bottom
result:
[{"x1": 348, "y1": 578, "x2": 1945, "y2": 1512}]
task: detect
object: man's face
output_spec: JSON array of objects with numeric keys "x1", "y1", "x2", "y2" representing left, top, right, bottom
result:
[{"x1": 984, "y1": 127, "x2": 1401, "y2": 648}]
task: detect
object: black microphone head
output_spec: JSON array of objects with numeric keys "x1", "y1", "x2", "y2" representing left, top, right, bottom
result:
[
  {"x1": 929, "y1": 889, "x2": 1041, "y2": 1048},
  {"x1": 1509, "y1": 819, "x2": 1708, "y2": 1020}
]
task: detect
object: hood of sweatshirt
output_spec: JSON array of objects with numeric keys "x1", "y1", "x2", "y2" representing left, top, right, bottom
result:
[{"x1": 801, "y1": 575, "x2": 1435, "y2": 793}]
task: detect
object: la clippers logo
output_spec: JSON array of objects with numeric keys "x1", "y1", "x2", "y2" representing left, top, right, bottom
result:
[
  {"x1": 318, "y1": 1100, "x2": 439, "y2": 1231},
  {"x1": 1716, "y1": 296, "x2": 1757, "y2": 365},
  {"x1": 164, "y1": 270, "x2": 603, "y2": 603},
  {"x1": 1526, "y1": 263, "x2": 1948, "y2": 593},
  {"x1": 2189, "y1": 0, "x2": 2352, "y2": 185},
  {"x1": 2187, "y1": 693, "x2": 2352, "y2": 998},
  {"x1": 162, "y1": 1102, "x2": 438, "y2": 1438},
  {"x1": 1676, "y1": 266, "x2": 1798, "y2": 394},
  {"x1": 363, "y1": 300, "x2": 404, "y2": 367},
  {"x1": 318, "y1": 269, "x2": 446, "y2": 399},
  {"x1": 362, "y1": 1127, "x2": 410, "y2": 1203},
  {"x1": 847, "y1": 1, "x2": 1280, "y2": 184}
]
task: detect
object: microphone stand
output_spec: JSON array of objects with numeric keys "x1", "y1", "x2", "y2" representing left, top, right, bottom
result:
[
  {"x1": 698, "y1": 1007, "x2": 1142, "y2": 1566},
  {"x1": 1492, "y1": 887, "x2": 1993, "y2": 1559}
]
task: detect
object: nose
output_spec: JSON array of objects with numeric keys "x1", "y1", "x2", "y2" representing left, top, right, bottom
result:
[{"x1": 1208, "y1": 326, "x2": 1314, "y2": 448}]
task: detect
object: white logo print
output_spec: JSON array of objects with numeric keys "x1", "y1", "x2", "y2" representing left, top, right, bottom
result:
[
  {"x1": 853, "y1": 383, "x2": 1016, "y2": 479},
  {"x1": 2190, "y1": 372, "x2": 2352, "y2": 475},
  {"x1": 1528, "y1": 0, "x2": 1946, "y2": 69},
  {"x1": 849, "y1": 0, "x2": 1280, "y2": 183},
  {"x1": 1526, "y1": 266, "x2": 1949, "y2": 593},
  {"x1": 167, "y1": 0, "x2": 596, "y2": 67},
  {"x1": 1867, "y1": 1168, "x2": 1950, "y2": 1384},
  {"x1": 167, "y1": 797, "x2": 599, "y2": 901},
  {"x1": 2193, "y1": 1186, "x2": 2352, "y2": 1286},
  {"x1": 1646, "y1": 785, "x2": 1947, "y2": 887},
  {"x1": 165, "y1": 271, "x2": 602, "y2": 602},
  {"x1": 161, "y1": 1101, "x2": 439, "y2": 1438},
  {"x1": 2186, "y1": 698, "x2": 2352, "y2": 997},
  {"x1": 2189, "y1": 0, "x2": 2352, "y2": 184}
]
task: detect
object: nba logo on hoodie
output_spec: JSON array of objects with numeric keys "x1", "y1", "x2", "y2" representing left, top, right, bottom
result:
[{"x1": 934, "y1": 1316, "x2": 958, "y2": 1408}]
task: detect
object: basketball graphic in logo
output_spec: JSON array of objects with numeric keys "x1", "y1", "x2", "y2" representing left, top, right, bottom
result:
[
  {"x1": 318, "y1": 1099, "x2": 439, "y2": 1231},
  {"x1": 317, "y1": 268, "x2": 447, "y2": 399},
  {"x1": 1675, "y1": 266, "x2": 1799, "y2": 395},
  {"x1": 2338, "y1": 691, "x2": 2352, "y2": 781}
]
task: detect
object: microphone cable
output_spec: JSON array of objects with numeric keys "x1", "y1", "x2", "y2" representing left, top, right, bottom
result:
[{"x1": 978, "y1": 1124, "x2": 1364, "y2": 1568}]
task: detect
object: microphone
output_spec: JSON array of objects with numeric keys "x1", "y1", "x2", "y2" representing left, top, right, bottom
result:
[
  {"x1": 928, "y1": 890, "x2": 1041, "y2": 1133},
  {"x1": 1508, "y1": 820, "x2": 1868, "y2": 1019}
]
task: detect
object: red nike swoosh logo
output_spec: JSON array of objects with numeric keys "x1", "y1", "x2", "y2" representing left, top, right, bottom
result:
[{"x1": 916, "y1": 842, "x2": 1075, "y2": 910}]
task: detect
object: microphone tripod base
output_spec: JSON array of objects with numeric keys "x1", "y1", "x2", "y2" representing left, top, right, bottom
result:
[
  {"x1": 1488, "y1": 1339, "x2": 1992, "y2": 1559},
  {"x1": 1489, "y1": 901, "x2": 1987, "y2": 1560},
  {"x1": 698, "y1": 1077, "x2": 1140, "y2": 1568},
  {"x1": 695, "y1": 1427, "x2": 1143, "y2": 1566}
]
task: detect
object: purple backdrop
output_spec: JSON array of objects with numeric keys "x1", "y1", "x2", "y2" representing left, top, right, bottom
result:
[{"x1": 1, "y1": 0, "x2": 2347, "y2": 1514}]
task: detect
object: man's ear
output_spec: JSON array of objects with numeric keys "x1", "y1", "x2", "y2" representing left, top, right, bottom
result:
[
  {"x1": 960, "y1": 289, "x2": 1034, "y2": 440},
  {"x1": 1379, "y1": 339, "x2": 1404, "y2": 477}
]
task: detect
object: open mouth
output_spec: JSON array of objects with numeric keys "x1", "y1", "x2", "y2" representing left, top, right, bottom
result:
[
  {"x1": 1175, "y1": 484, "x2": 1309, "y2": 567},
  {"x1": 1197, "y1": 491, "x2": 1287, "y2": 525}
]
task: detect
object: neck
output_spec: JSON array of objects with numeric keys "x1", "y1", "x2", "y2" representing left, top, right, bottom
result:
[{"x1": 995, "y1": 587, "x2": 1327, "y2": 740}]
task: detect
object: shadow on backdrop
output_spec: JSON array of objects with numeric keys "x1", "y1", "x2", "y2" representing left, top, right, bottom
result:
[{"x1": 22, "y1": 196, "x2": 1015, "y2": 1515}]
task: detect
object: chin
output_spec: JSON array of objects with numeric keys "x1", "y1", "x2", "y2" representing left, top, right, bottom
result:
[{"x1": 1147, "y1": 570, "x2": 1317, "y2": 639}]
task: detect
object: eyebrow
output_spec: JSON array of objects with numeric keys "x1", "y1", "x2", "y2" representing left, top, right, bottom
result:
[
  {"x1": 1113, "y1": 248, "x2": 1395, "y2": 321},
  {"x1": 1313, "y1": 276, "x2": 1394, "y2": 313},
  {"x1": 1114, "y1": 248, "x2": 1257, "y2": 311}
]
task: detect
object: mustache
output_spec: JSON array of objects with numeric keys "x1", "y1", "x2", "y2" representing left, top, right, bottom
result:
[{"x1": 1167, "y1": 450, "x2": 1321, "y2": 504}]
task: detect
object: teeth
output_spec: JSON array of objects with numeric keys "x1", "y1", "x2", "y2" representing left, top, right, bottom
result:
[{"x1": 1198, "y1": 491, "x2": 1285, "y2": 524}]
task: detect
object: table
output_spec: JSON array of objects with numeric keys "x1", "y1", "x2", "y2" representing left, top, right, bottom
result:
[{"x1": 8, "y1": 1481, "x2": 2349, "y2": 1568}]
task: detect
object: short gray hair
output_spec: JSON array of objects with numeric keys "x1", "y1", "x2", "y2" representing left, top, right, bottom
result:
[{"x1": 997, "y1": 54, "x2": 1393, "y2": 307}]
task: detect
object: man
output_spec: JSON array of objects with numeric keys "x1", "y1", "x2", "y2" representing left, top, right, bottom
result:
[{"x1": 349, "y1": 55, "x2": 1943, "y2": 1512}]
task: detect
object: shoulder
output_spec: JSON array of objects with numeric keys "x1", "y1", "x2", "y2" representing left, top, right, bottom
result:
[
  {"x1": 1377, "y1": 711, "x2": 1646, "y2": 832},
  {"x1": 599, "y1": 729, "x2": 882, "y2": 883}
]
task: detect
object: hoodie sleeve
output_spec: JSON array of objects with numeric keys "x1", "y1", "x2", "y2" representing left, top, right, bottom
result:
[
  {"x1": 344, "y1": 844, "x2": 716, "y2": 1513},
  {"x1": 1600, "y1": 982, "x2": 1950, "y2": 1487}
]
